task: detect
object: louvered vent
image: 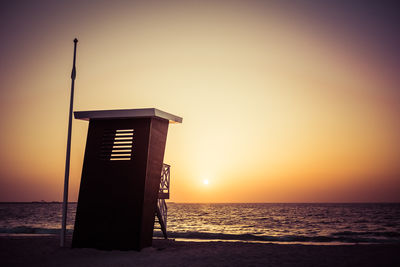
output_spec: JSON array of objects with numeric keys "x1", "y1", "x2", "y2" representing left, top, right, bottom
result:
[{"x1": 100, "y1": 129, "x2": 134, "y2": 161}]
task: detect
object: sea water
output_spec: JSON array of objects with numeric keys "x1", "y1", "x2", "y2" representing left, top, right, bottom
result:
[{"x1": 0, "y1": 202, "x2": 399, "y2": 244}]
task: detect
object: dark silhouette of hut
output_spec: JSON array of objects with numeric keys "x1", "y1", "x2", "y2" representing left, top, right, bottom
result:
[{"x1": 71, "y1": 108, "x2": 182, "y2": 251}]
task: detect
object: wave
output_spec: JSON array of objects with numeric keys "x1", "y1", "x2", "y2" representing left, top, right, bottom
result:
[
  {"x1": 154, "y1": 231, "x2": 400, "y2": 244},
  {"x1": 2, "y1": 227, "x2": 399, "y2": 244},
  {"x1": 0, "y1": 227, "x2": 72, "y2": 235},
  {"x1": 332, "y1": 231, "x2": 400, "y2": 238}
]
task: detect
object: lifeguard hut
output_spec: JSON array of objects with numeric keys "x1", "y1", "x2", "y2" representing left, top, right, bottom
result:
[{"x1": 71, "y1": 108, "x2": 182, "y2": 250}]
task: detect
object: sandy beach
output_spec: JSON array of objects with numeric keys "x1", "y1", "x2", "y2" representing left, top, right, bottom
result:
[{"x1": 1, "y1": 235, "x2": 399, "y2": 267}]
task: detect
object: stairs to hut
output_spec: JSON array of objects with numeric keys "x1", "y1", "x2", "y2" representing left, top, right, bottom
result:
[{"x1": 154, "y1": 163, "x2": 170, "y2": 239}]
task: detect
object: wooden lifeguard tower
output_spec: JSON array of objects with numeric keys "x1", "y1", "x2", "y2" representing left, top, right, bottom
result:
[{"x1": 71, "y1": 108, "x2": 182, "y2": 251}]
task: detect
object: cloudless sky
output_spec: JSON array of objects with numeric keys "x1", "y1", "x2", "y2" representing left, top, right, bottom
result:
[{"x1": 0, "y1": 0, "x2": 399, "y2": 202}]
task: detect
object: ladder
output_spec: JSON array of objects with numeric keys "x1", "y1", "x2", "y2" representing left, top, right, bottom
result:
[{"x1": 155, "y1": 163, "x2": 170, "y2": 239}]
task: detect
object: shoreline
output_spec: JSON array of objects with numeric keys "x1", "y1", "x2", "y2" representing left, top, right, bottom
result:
[
  {"x1": 1, "y1": 235, "x2": 400, "y2": 267},
  {"x1": 1, "y1": 233, "x2": 392, "y2": 246}
]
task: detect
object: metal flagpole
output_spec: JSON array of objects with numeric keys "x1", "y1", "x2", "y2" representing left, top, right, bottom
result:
[{"x1": 61, "y1": 38, "x2": 78, "y2": 247}]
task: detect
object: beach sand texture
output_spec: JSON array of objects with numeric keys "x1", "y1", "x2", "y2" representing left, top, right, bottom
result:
[{"x1": 1, "y1": 236, "x2": 399, "y2": 267}]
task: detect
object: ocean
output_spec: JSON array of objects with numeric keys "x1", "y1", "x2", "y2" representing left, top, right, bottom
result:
[{"x1": 0, "y1": 203, "x2": 399, "y2": 244}]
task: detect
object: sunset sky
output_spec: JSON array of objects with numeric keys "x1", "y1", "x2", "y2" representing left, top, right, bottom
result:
[{"x1": 0, "y1": 0, "x2": 399, "y2": 202}]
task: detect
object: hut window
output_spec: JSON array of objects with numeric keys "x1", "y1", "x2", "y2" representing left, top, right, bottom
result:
[{"x1": 100, "y1": 129, "x2": 134, "y2": 160}]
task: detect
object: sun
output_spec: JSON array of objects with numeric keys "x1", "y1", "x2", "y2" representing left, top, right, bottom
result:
[{"x1": 203, "y1": 179, "x2": 209, "y2": 185}]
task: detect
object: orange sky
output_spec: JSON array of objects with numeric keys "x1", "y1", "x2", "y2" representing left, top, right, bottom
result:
[{"x1": 0, "y1": 0, "x2": 399, "y2": 202}]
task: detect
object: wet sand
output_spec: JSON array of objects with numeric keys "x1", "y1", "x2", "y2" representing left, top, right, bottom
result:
[{"x1": 1, "y1": 235, "x2": 399, "y2": 267}]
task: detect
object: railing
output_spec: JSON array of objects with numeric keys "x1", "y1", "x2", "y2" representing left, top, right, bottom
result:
[
  {"x1": 155, "y1": 163, "x2": 170, "y2": 239},
  {"x1": 158, "y1": 163, "x2": 170, "y2": 199},
  {"x1": 156, "y1": 198, "x2": 168, "y2": 238}
]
